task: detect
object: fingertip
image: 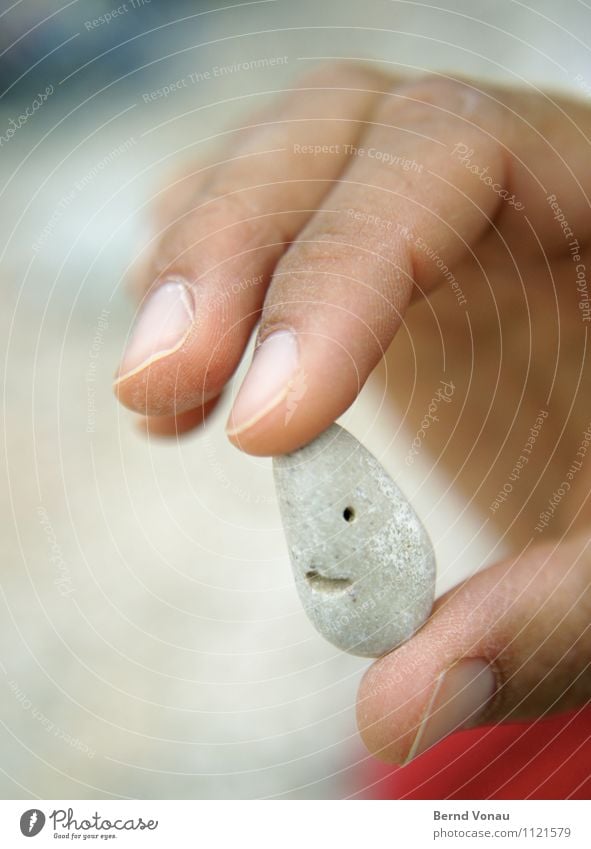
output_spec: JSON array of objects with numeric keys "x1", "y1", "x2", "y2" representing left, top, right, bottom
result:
[
  {"x1": 355, "y1": 594, "x2": 472, "y2": 764},
  {"x1": 115, "y1": 279, "x2": 195, "y2": 383},
  {"x1": 113, "y1": 355, "x2": 221, "y2": 417},
  {"x1": 225, "y1": 330, "x2": 360, "y2": 455},
  {"x1": 225, "y1": 392, "x2": 351, "y2": 456},
  {"x1": 356, "y1": 650, "x2": 433, "y2": 765},
  {"x1": 136, "y1": 395, "x2": 222, "y2": 438}
]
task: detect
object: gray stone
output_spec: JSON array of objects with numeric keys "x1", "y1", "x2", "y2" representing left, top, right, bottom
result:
[{"x1": 273, "y1": 424, "x2": 436, "y2": 657}]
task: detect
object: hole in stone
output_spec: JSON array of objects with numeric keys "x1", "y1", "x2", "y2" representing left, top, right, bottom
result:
[
  {"x1": 305, "y1": 569, "x2": 351, "y2": 592},
  {"x1": 343, "y1": 506, "x2": 355, "y2": 523}
]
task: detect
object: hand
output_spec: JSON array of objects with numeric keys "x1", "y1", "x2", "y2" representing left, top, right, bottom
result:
[{"x1": 114, "y1": 64, "x2": 591, "y2": 761}]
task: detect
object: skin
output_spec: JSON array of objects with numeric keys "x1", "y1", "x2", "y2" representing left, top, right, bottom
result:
[{"x1": 114, "y1": 64, "x2": 591, "y2": 764}]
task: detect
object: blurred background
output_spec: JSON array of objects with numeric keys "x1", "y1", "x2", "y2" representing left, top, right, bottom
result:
[{"x1": 0, "y1": 0, "x2": 589, "y2": 799}]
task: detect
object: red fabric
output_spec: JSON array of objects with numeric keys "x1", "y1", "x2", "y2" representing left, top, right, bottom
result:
[{"x1": 364, "y1": 706, "x2": 591, "y2": 799}]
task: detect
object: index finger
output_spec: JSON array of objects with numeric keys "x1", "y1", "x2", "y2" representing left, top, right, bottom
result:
[{"x1": 227, "y1": 76, "x2": 591, "y2": 455}]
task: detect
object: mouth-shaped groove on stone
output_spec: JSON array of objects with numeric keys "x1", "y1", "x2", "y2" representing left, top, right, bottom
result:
[{"x1": 305, "y1": 569, "x2": 352, "y2": 593}]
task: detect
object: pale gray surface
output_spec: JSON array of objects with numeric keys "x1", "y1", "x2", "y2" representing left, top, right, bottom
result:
[{"x1": 274, "y1": 425, "x2": 435, "y2": 656}]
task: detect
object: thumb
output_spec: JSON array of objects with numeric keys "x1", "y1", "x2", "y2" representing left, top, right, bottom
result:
[{"x1": 357, "y1": 534, "x2": 591, "y2": 765}]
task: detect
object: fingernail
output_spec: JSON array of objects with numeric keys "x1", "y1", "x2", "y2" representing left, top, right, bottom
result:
[
  {"x1": 115, "y1": 278, "x2": 194, "y2": 382},
  {"x1": 405, "y1": 659, "x2": 497, "y2": 763},
  {"x1": 226, "y1": 329, "x2": 300, "y2": 435}
]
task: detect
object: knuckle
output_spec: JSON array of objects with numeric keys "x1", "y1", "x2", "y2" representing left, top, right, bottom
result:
[
  {"x1": 263, "y1": 216, "x2": 410, "y2": 324},
  {"x1": 397, "y1": 75, "x2": 487, "y2": 113},
  {"x1": 197, "y1": 180, "x2": 261, "y2": 230},
  {"x1": 279, "y1": 224, "x2": 365, "y2": 271},
  {"x1": 152, "y1": 188, "x2": 267, "y2": 279},
  {"x1": 377, "y1": 74, "x2": 497, "y2": 132},
  {"x1": 195, "y1": 177, "x2": 291, "y2": 251},
  {"x1": 292, "y1": 60, "x2": 386, "y2": 91}
]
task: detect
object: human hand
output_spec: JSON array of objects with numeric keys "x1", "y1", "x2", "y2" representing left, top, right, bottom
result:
[{"x1": 114, "y1": 64, "x2": 591, "y2": 760}]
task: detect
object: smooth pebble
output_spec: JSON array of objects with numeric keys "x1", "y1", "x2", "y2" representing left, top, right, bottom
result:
[{"x1": 273, "y1": 424, "x2": 436, "y2": 657}]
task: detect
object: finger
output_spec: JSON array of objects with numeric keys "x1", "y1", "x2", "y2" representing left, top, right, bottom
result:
[
  {"x1": 114, "y1": 63, "x2": 389, "y2": 416},
  {"x1": 357, "y1": 535, "x2": 591, "y2": 765},
  {"x1": 137, "y1": 395, "x2": 222, "y2": 438},
  {"x1": 126, "y1": 158, "x2": 217, "y2": 302},
  {"x1": 481, "y1": 82, "x2": 591, "y2": 253},
  {"x1": 226, "y1": 76, "x2": 506, "y2": 454},
  {"x1": 226, "y1": 76, "x2": 591, "y2": 455}
]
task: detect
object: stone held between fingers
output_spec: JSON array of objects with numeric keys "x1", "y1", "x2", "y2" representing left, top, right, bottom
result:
[{"x1": 273, "y1": 424, "x2": 436, "y2": 657}]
